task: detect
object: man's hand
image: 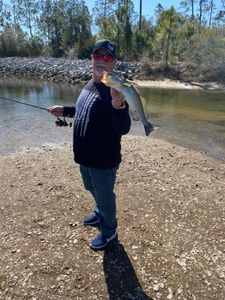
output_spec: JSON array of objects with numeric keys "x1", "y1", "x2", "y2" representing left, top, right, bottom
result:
[
  {"x1": 111, "y1": 88, "x2": 125, "y2": 108},
  {"x1": 48, "y1": 105, "x2": 64, "y2": 117}
]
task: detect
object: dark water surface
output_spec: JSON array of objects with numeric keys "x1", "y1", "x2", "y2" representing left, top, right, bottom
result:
[{"x1": 0, "y1": 77, "x2": 225, "y2": 161}]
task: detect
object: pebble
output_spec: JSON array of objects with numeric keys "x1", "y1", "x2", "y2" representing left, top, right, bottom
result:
[
  {"x1": 153, "y1": 284, "x2": 160, "y2": 291},
  {"x1": 131, "y1": 245, "x2": 138, "y2": 249},
  {"x1": 167, "y1": 288, "x2": 173, "y2": 299}
]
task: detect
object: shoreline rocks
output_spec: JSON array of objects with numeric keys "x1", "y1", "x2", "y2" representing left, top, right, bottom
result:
[
  {"x1": 0, "y1": 57, "x2": 142, "y2": 84},
  {"x1": 1, "y1": 57, "x2": 224, "y2": 91}
]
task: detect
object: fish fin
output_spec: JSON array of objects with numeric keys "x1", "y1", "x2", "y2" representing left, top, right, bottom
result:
[
  {"x1": 144, "y1": 122, "x2": 154, "y2": 136},
  {"x1": 122, "y1": 79, "x2": 140, "y2": 90},
  {"x1": 131, "y1": 80, "x2": 140, "y2": 87},
  {"x1": 127, "y1": 79, "x2": 139, "y2": 87},
  {"x1": 122, "y1": 82, "x2": 132, "y2": 88}
]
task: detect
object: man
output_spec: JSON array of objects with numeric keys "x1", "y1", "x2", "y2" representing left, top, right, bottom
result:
[{"x1": 48, "y1": 39, "x2": 131, "y2": 251}]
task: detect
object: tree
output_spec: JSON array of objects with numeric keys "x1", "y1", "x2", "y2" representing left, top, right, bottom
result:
[
  {"x1": 93, "y1": 0, "x2": 117, "y2": 37},
  {"x1": 207, "y1": 0, "x2": 216, "y2": 27},
  {"x1": 154, "y1": 3, "x2": 164, "y2": 21},
  {"x1": 132, "y1": 17, "x2": 155, "y2": 60},
  {"x1": 0, "y1": 26, "x2": 17, "y2": 56},
  {"x1": 114, "y1": 0, "x2": 134, "y2": 59},
  {"x1": 183, "y1": 26, "x2": 225, "y2": 81},
  {"x1": 93, "y1": 0, "x2": 135, "y2": 59},
  {"x1": 0, "y1": 0, "x2": 4, "y2": 28},
  {"x1": 154, "y1": 7, "x2": 182, "y2": 66},
  {"x1": 38, "y1": 0, "x2": 53, "y2": 44},
  {"x1": 214, "y1": 0, "x2": 225, "y2": 24},
  {"x1": 214, "y1": 10, "x2": 225, "y2": 24},
  {"x1": 11, "y1": 0, "x2": 40, "y2": 37},
  {"x1": 180, "y1": 0, "x2": 195, "y2": 19},
  {"x1": 139, "y1": 0, "x2": 142, "y2": 30},
  {"x1": 0, "y1": 0, "x2": 11, "y2": 29},
  {"x1": 197, "y1": 0, "x2": 210, "y2": 31},
  {"x1": 38, "y1": 0, "x2": 93, "y2": 57},
  {"x1": 0, "y1": 24, "x2": 27, "y2": 56},
  {"x1": 62, "y1": 0, "x2": 93, "y2": 57}
]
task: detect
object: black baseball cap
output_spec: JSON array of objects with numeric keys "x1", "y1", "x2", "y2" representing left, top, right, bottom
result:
[{"x1": 92, "y1": 39, "x2": 116, "y2": 59}]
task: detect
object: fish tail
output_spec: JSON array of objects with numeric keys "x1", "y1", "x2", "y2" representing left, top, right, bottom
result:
[{"x1": 144, "y1": 122, "x2": 154, "y2": 136}]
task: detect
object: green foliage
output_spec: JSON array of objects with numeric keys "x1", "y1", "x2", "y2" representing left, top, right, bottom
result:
[
  {"x1": 11, "y1": 0, "x2": 40, "y2": 37},
  {"x1": 183, "y1": 25, "x2": 225, "y2": 81},
  {"x1": 0, "y1": 25, "x2": 27, "y2": 56},
  {"x1": 0, "y1": 0, "x2": 11, "y2": 28},
  {"x1": 37, "y1": 0, "x2": 93, "y2": 58},
  {"x1": 115, "y1": 0, "x2": 134, "y2": 59},
  {"x1": 0, "y1": 0, "x2": 224, "y2": 82},
  {"x1": 27, "y1": 37, "x2": 44, "y2": 57},
  {"x1": 93, "y1": 0, "x2": 117, "y2": 37},
  {"x1": 132, "y1": 18, "x2": 155, "y2": 61},
  {"x1": 154, "y1": 6, "x2": 183, "y2": 66},
  {"x1": 94, "y1": 0, "x2": 135, "y2": 59},
  {"x1": 0, "y1": 24, "x2": 44, "y2": 57}
]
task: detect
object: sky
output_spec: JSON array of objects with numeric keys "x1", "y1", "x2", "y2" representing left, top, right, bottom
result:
[
  {"x1": 3, "y1": 0, "x2": 223, "y2": 17},
  {"x1": 3, "y1": 0, "x2": 224, "y2": 22},
  {"x1": 87, "y1": 0, "x2": 181, "y2": 18},
  {"x1": 86, "y1": 0, "x2": 224, "y2": 19},
  {"x1": 86, "y1": 0, "x2": 224, "y2": 33}
]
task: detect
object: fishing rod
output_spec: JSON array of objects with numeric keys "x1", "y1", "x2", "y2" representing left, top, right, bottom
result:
[
  {"x1": 0, "y1": 95, "x2": 48, "y2": 111},
  {"x1": 0, "y1": 95, "x2": 72, "y2": 127}
]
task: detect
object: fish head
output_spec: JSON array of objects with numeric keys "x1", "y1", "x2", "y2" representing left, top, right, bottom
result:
[{"x1": 101, "y1": 71, "x2": 124, "y2": 89}]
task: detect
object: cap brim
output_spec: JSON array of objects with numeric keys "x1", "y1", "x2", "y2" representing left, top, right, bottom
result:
[{"x1": 92, "y1": 47, "x2": 115, "y2": 59}]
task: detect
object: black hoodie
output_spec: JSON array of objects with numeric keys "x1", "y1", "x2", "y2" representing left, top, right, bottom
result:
[{"x1": 63, "y1": 79, "x2": 131, "y2": 170}]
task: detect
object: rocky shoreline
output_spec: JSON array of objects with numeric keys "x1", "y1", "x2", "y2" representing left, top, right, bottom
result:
[
  {"x1": 0, "y1": 57, "x2": 141, "y2": 84},
  {"x1": 1, "y1": 57, "x2": 225, "y2": 91}
]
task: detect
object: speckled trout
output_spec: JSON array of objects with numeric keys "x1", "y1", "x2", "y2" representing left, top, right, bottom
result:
[{"x1": 101, "y1": 71, "x2": 154, "y2": 136}]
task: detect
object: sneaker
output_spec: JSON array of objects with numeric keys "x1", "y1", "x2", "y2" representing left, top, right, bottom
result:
[
  {"x1": 83, "y1": 212, "x2": 100, "y2": 226},
  {"x1": 90, "y1": 232, "x2": 117, "y2": 251}
]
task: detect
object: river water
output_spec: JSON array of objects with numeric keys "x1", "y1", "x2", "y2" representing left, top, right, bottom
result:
[{"x1": 0, "y1": 76, "x2": 225, "y2": 161}]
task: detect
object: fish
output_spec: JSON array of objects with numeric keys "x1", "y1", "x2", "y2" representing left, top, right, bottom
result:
[{"x1": 101, "y1": 71, "x2": 154, "y2": 136}]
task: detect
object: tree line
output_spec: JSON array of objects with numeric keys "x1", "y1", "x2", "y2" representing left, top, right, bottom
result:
[{"x1": 0, "y1": 0, "x2": 224, "y2": 80}]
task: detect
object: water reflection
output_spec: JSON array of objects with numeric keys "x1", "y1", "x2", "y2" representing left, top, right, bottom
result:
[
  {"x1": 0, "y1": 76, "x2": 225, "y2": 161},
  {"x1": 137, "y1": 87, "x2": 225, "y2": 161}
]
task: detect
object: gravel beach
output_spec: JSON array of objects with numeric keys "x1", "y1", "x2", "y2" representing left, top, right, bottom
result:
[
  {"x1": 0, "y1": 57, "x2": 224, "y2": 299},
  {"x1": 0, "y1": 135, "x2": 224, "y2": 300}
]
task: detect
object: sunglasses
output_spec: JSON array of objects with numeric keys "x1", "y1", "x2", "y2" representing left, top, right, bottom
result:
[{"x1": 92, "y1": 53, "x2": 114, "y2": 62}]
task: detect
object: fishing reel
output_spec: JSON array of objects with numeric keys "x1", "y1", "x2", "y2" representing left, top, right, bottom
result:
[{"x1": 55, "y1": 117, "x2": 72, "y2": 127}]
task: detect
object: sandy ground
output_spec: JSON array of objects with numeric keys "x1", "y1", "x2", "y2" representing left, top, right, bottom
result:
[
  {"x1": 0, "y1": 135, "x2": 224, "y2": 300},
  {"x1": 134, "y1": 79, "x2": 225, "y2": 91}
]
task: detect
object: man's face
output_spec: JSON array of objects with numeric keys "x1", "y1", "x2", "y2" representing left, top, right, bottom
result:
[{"x1": 91, "y1": 49, "x2": 117, "y2": 81}]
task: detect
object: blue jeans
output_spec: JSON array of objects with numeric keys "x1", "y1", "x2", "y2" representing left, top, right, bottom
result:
[{"x1": 79, "y1": 165, "x2": 118, "y2": 237}]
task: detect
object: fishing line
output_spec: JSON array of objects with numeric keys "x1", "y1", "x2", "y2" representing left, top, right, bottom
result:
[{"x1": 0, "y1": 95, "x2": 72, "y2": 127}]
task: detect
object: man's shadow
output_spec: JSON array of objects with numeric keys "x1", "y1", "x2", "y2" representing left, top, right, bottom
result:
[{"x1": 103, "y1": 240, "x2": 153, "y2": 300}]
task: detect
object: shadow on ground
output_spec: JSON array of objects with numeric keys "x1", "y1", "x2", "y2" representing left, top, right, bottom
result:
[{"x1": 103, "y1": 241, "x2": 153, "y2": 300}]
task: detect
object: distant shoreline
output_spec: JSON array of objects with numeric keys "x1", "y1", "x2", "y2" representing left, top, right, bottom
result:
[
  {"x1": 0, "y1": 57, "x2": 225, "y2": 92},
  {"x1": 134, "y1": 78, "x2": 225, "y2": 92}
]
